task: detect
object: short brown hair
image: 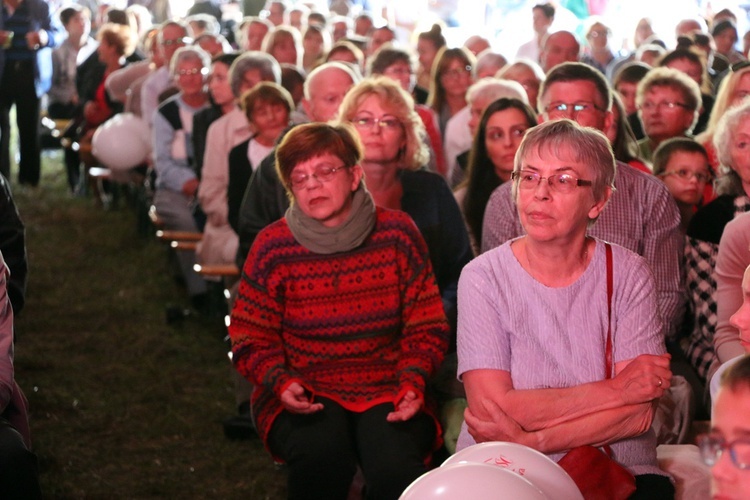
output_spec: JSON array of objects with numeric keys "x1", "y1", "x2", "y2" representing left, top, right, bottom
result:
[
  {"x1": 97, "y1": 22, "x2": 136, "y2": 57},
  {"x1": 652, "y1": 137, "x2": 708, "y2": 176},
  {"x1": 275, "y1": 123, "x2": 363, "y2": 196},
  {"x1": 240, "y1": 81, "x2": 294, "y2": 122}
]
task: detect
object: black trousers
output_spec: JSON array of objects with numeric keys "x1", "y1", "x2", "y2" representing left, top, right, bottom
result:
[
  {"x1": 267, "y1": 397, "x2": 436, "y2": 500},
  {"x1": 0, "y1": 418, "x2": 42, "y2": 499},
  {"x1": 0, "y1": 60, "x2": 41, "y2": 186}
]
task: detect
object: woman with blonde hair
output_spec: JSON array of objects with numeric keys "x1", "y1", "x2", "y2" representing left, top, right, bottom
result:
[
  {"x1": 337, "y1": 77, "x2": 472, "y2": 448},
  {"x1": 696, "y1": 63, "x2": 750, "y2": 170}
]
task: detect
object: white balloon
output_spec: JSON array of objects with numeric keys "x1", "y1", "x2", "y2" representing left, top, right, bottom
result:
[
  {"x1": 399, "y1": 462, "x2": 547, "y2": 500},
  {"x1": 442, "y1": 442, "x2": 583, "y2": 500},
  {"x1": 92, "y1": 113, "x2": 151, "y2": 171}
]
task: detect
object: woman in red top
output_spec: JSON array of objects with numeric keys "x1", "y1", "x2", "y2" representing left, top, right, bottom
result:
[{"x1": 229, "y1": 123, "x2": 449, "y2": 500}]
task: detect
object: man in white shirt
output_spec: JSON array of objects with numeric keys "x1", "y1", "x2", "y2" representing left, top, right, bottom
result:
[{"x1": 516, "y1": 3, "x2": 555, "y2": 64}]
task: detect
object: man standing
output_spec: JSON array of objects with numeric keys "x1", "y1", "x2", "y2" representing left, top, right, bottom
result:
[
  {"x1": 481, "y1": 62, "x2": 683, "y2": 340},
  {"x1": 516, "y1": 3, "x2": 555, "y2": 64},
  {"x1": 0, "y1": 0, "x2": 60, "y2": 186}
]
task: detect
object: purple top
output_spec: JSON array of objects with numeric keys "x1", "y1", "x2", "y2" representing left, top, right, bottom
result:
[{"x1": 457, "y1": 238, "x2": 666, "y2": 476}]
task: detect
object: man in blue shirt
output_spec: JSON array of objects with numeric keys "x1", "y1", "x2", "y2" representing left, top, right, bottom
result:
[{"x1": 0, "y1": 0, "x2": 60, "y2": 186}]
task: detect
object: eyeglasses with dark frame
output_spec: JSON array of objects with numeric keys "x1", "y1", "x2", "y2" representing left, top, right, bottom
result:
[
  {"x1": 698, "y1": 433, "x2": 750, "y2": 470},
  {"x1": 289, "y1": 164, "x2": 350, "y2": 188},
  {"x1": 512, "y1": 170, "x2": 593, "y2": 194}
]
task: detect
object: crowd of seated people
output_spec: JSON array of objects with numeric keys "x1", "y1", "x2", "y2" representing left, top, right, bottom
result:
[{"x1": 8, "y1": 0, "x2": 750, "y2": 497}]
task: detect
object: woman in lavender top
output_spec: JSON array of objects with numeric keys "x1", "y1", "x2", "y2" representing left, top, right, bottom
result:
[{"x1": 457, "y1": 119, "x2": 675, "y2": 497}]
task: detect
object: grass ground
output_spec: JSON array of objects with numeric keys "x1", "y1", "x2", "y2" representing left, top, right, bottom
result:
[{"x1": 11, "y1": 150, "x2": 287, "y2": 498}]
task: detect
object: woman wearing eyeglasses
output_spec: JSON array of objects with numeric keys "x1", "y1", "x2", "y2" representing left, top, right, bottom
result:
[
  {"x1": 458, "y1": 119, "x2": 674, "y2": 497},
  {"x1": 229, "y1": 122, "x2": 449, "y2": 499},
  {"x1": 427, "y1": 47, "x2": 475, "y2": 139},
  {"x1": 152, "y1": 46, "x2": 211, "y2": 311},
  {"x1": 337, "y1": 79, "x2": 472, "y2": 450}
]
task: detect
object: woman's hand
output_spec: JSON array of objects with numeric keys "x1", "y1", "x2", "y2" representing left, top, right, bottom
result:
[
  {"x1": 464, "y1": 398, "x2": 535, "y2": 448},
  {"x1": 280, "y1": 382, "x2": 324, "y2": 414},
  {"x1": 611, "y1": 353, "x2": 672, "y2": 405},
  {"x1": 386, "y1": 390, "x2": 422, "y2": 422}
]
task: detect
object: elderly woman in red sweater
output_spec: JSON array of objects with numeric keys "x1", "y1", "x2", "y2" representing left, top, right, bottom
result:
[{"x1": 229, "y1": 122, "x2": 449, "y2": 500}]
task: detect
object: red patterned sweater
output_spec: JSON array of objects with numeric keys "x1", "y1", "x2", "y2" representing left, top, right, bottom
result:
[{"x1": 229, "y1": 207, "x2": 450, "y2": 446}]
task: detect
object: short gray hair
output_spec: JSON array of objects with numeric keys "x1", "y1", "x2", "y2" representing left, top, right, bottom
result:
[
  {"x1": 467, "y1": 77, "x2": 528, "y2": 105},
  {"x1": 303, "y1": 61, "x2": 360, "y2": 100},
  {"x1": 512, "y1": 119, "x2": 616, "y2": 207},
  {"x1": 169, "y1": 46, "x2": 211, "y2": 79},
  {"x1": 714, "y1": 98, "x2": 750, "y2": 196},
  {"x1": 229, "y1": 51, "x2": 281, "y2": 97}
]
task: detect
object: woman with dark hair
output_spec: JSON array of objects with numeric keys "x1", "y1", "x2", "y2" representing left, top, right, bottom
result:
[
  {"x1": 415, "y1": 24, "x2": 446, "y2": 104},
  {"x1": 427, "y1": 47, "x2": 475, "y2": 138},
  {"x1": 456, "y1": 98, "x2": 536, "y2": 254},
  {"x1": 230, "y1": 122, "x2": 449, "y2": 499},
  {"x1": 192, "y1": 52, "x2": 242, "y2": 179},
  {"x1": 301, "y1": 23, "x2": 330, "y2": 72},
  {"x1": 262, "y1": 25, "x2": 302, "y2": 67},
  {"x1": 606, "y1": 93, "x2": 651, "y2": 174}
]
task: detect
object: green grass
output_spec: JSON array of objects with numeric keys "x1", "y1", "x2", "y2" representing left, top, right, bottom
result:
[{"x1": 12, "y1": 152, "x2": 287, "y2": 498}]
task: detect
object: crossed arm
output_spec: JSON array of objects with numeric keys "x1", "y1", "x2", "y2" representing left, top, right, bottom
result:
[{"x1": 462, "y1": 354, "x2": 670, "y2": 454}]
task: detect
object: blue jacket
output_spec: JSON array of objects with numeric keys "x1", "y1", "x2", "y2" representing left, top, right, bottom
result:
[{"x1": 0, "y1": 0, "x2": 62, "y2": 97}]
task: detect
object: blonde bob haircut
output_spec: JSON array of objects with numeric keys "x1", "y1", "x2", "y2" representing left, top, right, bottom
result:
[
  {"x1": 512, "y1": 119, "x2": 616, "y2": 207},
  {"x1": 336, "y1": 76, "x2": 429, "y2": 170}
]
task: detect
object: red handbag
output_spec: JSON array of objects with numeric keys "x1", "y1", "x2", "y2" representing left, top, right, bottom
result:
[{"x1": 557, "y1": 244, "x2": 637, "y2": 500}]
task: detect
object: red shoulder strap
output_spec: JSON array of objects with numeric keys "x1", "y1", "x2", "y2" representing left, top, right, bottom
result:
[{"x1": 605, "y1": 242, "x2": 613, "y2": 379}]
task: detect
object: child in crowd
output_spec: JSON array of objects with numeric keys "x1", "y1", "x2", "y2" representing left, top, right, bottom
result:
[{"x1": 653, "y1": 138, "x2": 712, "y2": 232}]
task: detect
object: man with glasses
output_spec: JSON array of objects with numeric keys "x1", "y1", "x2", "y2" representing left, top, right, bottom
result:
[
  {"x1": 141, "y1": 20, "x2": 191, "y2": 127},
  {"x1": 636, "y1": 66, "x2": 702, "y2": 161},
  {"x1": 482, "y1": 62, "x2": 683, "y2": 343},
  {"x1": 701, "y1": 353, "x2": 750, "y2": 498}
]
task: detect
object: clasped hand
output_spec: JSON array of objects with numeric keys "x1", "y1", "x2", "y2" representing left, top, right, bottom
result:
[
  {"x1": 611, "y1": 353, "x2": 672, "y2": 404},
  {"x1": 280, "y1": 382, "x2": 324, "y2": 414}
]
